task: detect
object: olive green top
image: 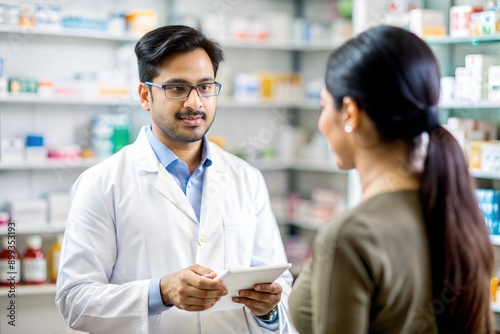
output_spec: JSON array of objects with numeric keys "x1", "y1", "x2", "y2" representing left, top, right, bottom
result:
[{"x1": 289, "y1": 190, "x2": 438, "y2": 334}]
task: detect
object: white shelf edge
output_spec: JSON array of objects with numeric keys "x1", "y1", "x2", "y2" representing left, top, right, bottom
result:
[
  {"x1": 0, "y1": 95, "x2": 322, "y2": 109},
  {"x1": 470, "y1": 170, "x2": 500, "y2": 180},
  {"x1": 0, "y1": 284, "x2": 56, "y2": 297},
  {"x1": 250, "y1": 159, "x2": 344, "y2": 173},
  {"x1": 0, "y1": 25, "x2": 343, "y2": 51},
  {"x1": 490, "y1": 235, "x2": 500, "y2": 246},
  {"x1": 217, "y1": 98, "x2": 319, "y2": 109},
  {"x1": 439, "y1": 100, "x2": 500, "y2": 109},
  {"x1": 0, "y1": 158, "x2": 102, "y2": 171},
  {"x1": 0, "y1": 25, "x2": 137, "y2": 42},
  {"x1": 0, "y1": 223, "x2": 65, "y2": 236},
  {"x1": 424, "y1": 34, "x2": 500, "y2": 45},
  {"x1": 0, "y1": 95, "x2": 138, "y2": 106},
  {"x1": 216, "y1": 39, "x2": 341, "y2": 51}
]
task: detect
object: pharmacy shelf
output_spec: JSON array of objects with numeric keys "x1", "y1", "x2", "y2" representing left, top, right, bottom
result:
[
  {"x1": 251, "y1": 159, "x2": 345, "y2": 173},
  {"x1": 0, "y1": 25, "x2": 340, "y2": 51},
  {"x1": 0, "y1": 159, "x2": 101, "y2": 171},
  {"x1": 217, "y1": 98, "x2": 319, "y2": 110},
  {"x1": 0, "y1": 25, "x2": 137, "y2": 43},
  {"x1": 219, "y1": 38, "x2": 340, "y2": 51},
  {"x1": 0, "y1": 223, "x2": 65, "y2": 236},
  {"x1": 470, "y1": 170, "x2": 500, "y2": 180},
  {"x1": 424, "y1": 34, "x2": 500, "y2": 45},
  {"x1": 0, "y1": 95, "x2": 137, "y2": 106},
  {"x1": 439, "y1": 100, "x2": 500, "y2": 109},
  {"x1": 491, "y1": 235, "x2": 500, "y2": 247},
  {"x1": 0, "y1": 96, "x2": 321, "y2": 109},
  {"x1": 0, "y1": 284, "x2": 56, "y2": 297}
]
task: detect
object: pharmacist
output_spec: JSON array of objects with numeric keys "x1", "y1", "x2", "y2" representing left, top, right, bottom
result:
[{"x1": 55, "y1": 25, "x2": 296, "y2": 334}]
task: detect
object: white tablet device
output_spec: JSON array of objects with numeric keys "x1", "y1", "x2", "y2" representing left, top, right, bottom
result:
[{"x1": 206, "y1": 263, "x2": 292, "y2": 312}]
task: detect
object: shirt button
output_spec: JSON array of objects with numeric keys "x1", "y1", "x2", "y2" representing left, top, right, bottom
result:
[{"x1": 198, "y1": 236, "x2": 206, "y2": 246}]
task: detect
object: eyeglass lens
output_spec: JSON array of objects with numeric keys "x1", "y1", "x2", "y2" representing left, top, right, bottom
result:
[{"x1": 164, "y1": 83, "x2": 220, "y2": 99}]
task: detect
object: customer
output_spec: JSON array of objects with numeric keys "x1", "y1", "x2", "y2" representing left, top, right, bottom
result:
[
  {"x1": 289, "y1": 25, "x2": 494, "y2": 334},
  {"x1": 56, "y1": 25, "x2": 295, "y2": 334}
]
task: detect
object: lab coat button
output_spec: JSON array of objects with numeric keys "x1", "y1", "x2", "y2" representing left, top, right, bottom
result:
[{"x1": 198, "y1": 236, "x2": 206, "y2": 246}]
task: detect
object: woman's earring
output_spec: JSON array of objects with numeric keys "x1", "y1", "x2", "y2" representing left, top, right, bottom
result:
[{"x1": 344, "y1": 124, "x2": 353, "y2": 133}]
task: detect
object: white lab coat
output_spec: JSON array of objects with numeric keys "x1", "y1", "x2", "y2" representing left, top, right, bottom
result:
[{"x1": 55, "y1": 127, "x2": 296, "y2": 334}]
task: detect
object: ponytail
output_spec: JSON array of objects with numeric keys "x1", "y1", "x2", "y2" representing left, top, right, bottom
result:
[{"x1": 419, "y1": 126, "x2": 494, "y2": 333}]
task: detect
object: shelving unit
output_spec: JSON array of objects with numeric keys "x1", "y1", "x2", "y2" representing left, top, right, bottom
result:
[
  {"x1": 424, "y1": 34, "x2": 500, "y2": 45},
  {"x1": 0, "y1": 224, "x2": 65, "y2": 236},
  {"x1": 0, "y1": 159, "x2": 102, "y2": 171},
  {"x1": 0, "y1": 25, "x2": 137, "y2": 43},
  {"x1": 0, "y1": 284, "x2": 56, "y2": 297}
]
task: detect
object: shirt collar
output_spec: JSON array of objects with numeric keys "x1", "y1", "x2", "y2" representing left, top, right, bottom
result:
[{"x1": 145, "y1": 125, "x2": 212, "y2": 169}]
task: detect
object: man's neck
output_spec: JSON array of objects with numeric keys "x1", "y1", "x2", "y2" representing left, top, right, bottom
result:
[{"x1": 172, "y1": 143, "x2": 202, "y2": 174}]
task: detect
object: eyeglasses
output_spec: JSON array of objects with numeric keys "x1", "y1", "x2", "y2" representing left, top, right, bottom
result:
[{"x1": 144, "y1": 81, "x2": 222, "y2": 100}]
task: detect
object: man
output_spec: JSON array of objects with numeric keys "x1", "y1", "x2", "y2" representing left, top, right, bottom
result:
[{"x1": 55, "y1": 25, "x2": 296, "y2": 334}]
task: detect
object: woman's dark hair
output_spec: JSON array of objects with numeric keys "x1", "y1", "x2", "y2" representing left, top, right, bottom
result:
[
  {"x1": 134, "y1": 25, "x2": 224, "y2": 83},
  {"x1": 325, "y1": 25, "x2": 494, "y2": 333}
]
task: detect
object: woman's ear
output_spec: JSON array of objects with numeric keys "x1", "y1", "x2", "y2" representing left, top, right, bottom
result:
[
  {"x1": 342, "y1": 97, "x2": 360, "y2": 132},
  {"x1": 138, "y1": 83, "x2": 151, "y2": 111}
]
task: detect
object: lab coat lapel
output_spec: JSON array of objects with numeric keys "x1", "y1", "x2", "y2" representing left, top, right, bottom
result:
[
  {"x1": 133, "y1": 128, "x2": 198, "y2": 225},
  {"x1": 200, "y1": 144, "x2": 229, "y2": 227},
  {"x1": 154, "y1": 170, "x2": 198, "y2": 224}
]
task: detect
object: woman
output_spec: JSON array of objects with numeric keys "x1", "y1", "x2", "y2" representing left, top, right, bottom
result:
[{"x1": 288, "y1": 25, "x2": 494, "y2": 334}]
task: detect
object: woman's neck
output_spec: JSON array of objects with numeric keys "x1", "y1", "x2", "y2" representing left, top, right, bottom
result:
[{"x1": 356, "y1": 141, "x2": 420, "y2": 202}]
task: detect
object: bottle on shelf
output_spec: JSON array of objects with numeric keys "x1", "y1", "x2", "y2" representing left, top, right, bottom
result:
[
  {"x1": 0, "y1": 237, "x2": 21, "y2": 287},
  {"x1": 22, "y1": 235, "x2": 47, "y2": 285},
  {"x1": 48, "y1": 234, "x2": 63, "y2": 283}
]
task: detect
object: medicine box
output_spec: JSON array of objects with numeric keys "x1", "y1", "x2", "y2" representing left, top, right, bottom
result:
[
  {"x1": 450, "y1": 5, "x2": 483, "y2": 37},
  {"x1": 489, "y1": 66, "x2": 500, "y2": 101},
  {"x1": 465, "y1": 54, "x2": 500, "y2": 70},
  {"x1": 1, "y1": 137, "x2": 24, "y2": 163},
  {"x1": 47, "y1": 192, "x2": 72, "y2": 224},
  {"x1": 409, "y1": 9, "x2": 446, "y2": 38},
  {"x1": 6, "y1": 199, "x2": 48, "y2": 227}
]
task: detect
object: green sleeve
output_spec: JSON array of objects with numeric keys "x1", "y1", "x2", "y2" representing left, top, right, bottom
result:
[{"x1": 311, "y1": 219, "x2": 376, "y2": 334}]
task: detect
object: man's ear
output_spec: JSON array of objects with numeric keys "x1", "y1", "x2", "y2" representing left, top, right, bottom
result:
[{"x1": 138, "y1": 83, "x2": 151, "y2": 111}]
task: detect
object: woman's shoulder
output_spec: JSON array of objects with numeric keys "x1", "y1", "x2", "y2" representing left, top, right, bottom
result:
[{"x1": 319, "y1": 190, "x2": 423, "y2": 251}]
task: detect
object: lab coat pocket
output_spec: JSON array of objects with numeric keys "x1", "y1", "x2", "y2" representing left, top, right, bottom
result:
[{"x1": 223, "y1": 214, "x2": 257, "y2": 268}]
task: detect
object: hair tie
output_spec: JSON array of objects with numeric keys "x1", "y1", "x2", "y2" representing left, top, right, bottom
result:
[{"x1": 424, "y1": 105, "x2": 440, "y2": 131}]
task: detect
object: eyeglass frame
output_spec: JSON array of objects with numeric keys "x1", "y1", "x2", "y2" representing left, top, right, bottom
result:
[{"x1": 144, "y1": 81, "x2": 222, "y2": 100}]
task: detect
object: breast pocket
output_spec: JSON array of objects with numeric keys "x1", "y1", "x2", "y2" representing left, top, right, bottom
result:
[{"x1": 223, "y1": 214, "x2": 257, "y2": 269}]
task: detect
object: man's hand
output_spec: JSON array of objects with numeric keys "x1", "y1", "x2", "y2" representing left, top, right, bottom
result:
[
  {"x1": 160, "y1": 264, "x2": 228, "y2": 311},
  {"x1": 231, "y1": 282, "x2": 282, "y2": 316}
]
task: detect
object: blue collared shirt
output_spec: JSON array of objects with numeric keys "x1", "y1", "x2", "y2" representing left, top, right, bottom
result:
[{"x1": 145, "y1": 125, "x2": 212, "y2": 315}]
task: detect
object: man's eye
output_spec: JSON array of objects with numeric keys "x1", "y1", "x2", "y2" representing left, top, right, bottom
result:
[
  {"x1": 198, "y1": 84, "x2": 212, "y2": 91},
  {"x1": 167, "y1": 85, "x2": 188, "y2": 92}
]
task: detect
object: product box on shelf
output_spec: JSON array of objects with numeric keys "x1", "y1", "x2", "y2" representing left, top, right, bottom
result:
[
  {"x1": 446, "y1": 118, "x2": 498, "y2": 161},
  {"x1": 479, "y1": 10, "x2": 500, "y2": 35},
  {"x1": 408, "y1": 9, "x2": 446, "y2": 37},
  {"x1": 454, "y1": 55, "x2": 500, "y2": 101},
  {"x1": 47, "y1": 192, "x2": 71, "y2": 224},
  {"x1": 469, "y1": 141, "x2": 500, "y2": 172},
  {"x1": 481, "y1": 142, "x2": 500, "y2": 173},
  {"x1": 6, "y1": 199, "x2": 48, "y2": 228},
  {"x1": 489, "y1": 66, "x2": 500, "y2": 101},
  {"x1": 466, "y1": 54, "x2": 500, "y2": 71},
  {"x1": 0, "y1": 137, "x2": 24, "y2": 163},
  {"x1": 476, "y1": 188, "x2": 500, "y2": 235},
  {"x1": 450, "y1": 5, "x2": 483, "y2": 37}
]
